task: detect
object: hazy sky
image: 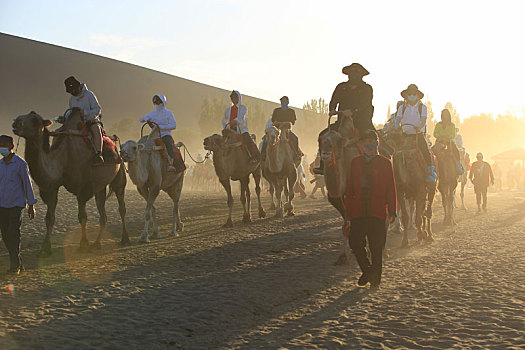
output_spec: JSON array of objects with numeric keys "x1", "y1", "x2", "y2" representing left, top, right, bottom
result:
[{"x1": 1, "y1": 0, "x2": 524, "y2": 123}]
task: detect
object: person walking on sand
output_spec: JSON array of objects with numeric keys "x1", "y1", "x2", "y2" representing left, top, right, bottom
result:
[
  {"x1": 345, "y1": 130, "x2": 396, "y2": 290},
  {"x1": 0, "y1": 135, "x2": 37, "y2": 275},
  {"x1": 469, "y1": 152, "x2": 494, "y2": 213}
]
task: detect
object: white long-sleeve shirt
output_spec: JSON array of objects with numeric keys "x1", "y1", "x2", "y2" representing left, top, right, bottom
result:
[
  {"x1": 139, "y1": 94, "x2": 177, "y2": 138},
  {"x1": 222, "y1": 90, "x2": 249, "y2": 134},
  {"x1": 68, "y1": 84, "x2": 101, "y2": 120},
  {"x1": 396, "y1": 102, "x2": 427, "y2": 134}
]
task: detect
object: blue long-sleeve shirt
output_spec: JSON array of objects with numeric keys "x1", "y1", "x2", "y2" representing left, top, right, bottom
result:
[{"x1": 0, "y1": 154, "x2": 38, "y2": 208}]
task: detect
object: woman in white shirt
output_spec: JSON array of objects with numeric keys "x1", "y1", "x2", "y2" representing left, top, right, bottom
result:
[{"x1": 140, "y1": 94, "x2": 177, "y2": 171}]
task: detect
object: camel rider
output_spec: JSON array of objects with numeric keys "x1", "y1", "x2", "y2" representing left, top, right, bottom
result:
[
  {"x1": 261, "y1": 96, "x2": 301, "y2": 162},
  {"x1": 433, "y1": 109, "x2": 464, "y2": 175},
  {"x1": 396, "y1": 84, "x2": 437, "y2": 183},
  {"x1": 64, "y1": 76, "x2": 104, "y2": 165},
  {"x1": 222, "y1": 90, "x2": 260, "y2": 164},
  {"x1": 313, "y1": 63, "x2": 374, "y2": 174},
  {"x1": 139, "y1": 94, "x2": 178, "y2": 172}
]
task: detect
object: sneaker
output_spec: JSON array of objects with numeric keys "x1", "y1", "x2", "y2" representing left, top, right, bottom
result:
[
  {"x1": 357, "y1": 272, "x2": 369, "y2": 287},
  {"x1": 7, "y1": 267, "x2": 21, "y2": 275}
]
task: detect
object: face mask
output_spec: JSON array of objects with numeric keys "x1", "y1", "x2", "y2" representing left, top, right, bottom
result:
[
  {"x1": 407, "y1": 95, "x2": 418, "y2": 102},
  {"x1": 281, "y1": 101, "x2": 289, "y2": 110},
  {"x1": 0, "y1": 148, "x2": 11, "y2": 157},
  {"x1": 363, "y1": 141, "x2": 379, "y2": 159},
  {"x1": 155, "y1": 103, "x2": 164, "y2": 111}
]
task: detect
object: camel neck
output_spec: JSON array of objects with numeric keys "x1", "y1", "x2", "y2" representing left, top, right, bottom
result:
[{"x1": 24, "y1": 131, "x2": 64, "y2": 187}]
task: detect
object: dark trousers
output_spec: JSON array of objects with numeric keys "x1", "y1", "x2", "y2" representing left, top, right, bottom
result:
[
  {"x1": 0, "y1": 207, "x2": 23, "y2": 269},
  {"x1": 161, "y1": 135, "x2": 175, "y2": 159},
  {"x1": 474, "y1": 185, "x2": 488, "y2": 208},
  {"x1": 241, "y1": 132, "x2": 260, "y2": 160},
  {"x1": 349, "y1": 216, "x2": 387, "y2": 285}
]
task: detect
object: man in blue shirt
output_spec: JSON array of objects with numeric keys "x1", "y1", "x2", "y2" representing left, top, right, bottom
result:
[{"x1": 0, "y1": 135, "x2": 37, "y2": 274}]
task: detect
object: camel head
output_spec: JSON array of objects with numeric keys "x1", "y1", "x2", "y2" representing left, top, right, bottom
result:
[
  {"x1": 12, "y1": 111, "x2": 52, "y2": 139},
  {"x1": 265, "y1": 126, "x2": 281, "y2": 146},
  {"x1": 120, "y1": 140, "x2": 144, "y2": 162},
  {"x1": 319, "y1": 130, "x2": 348, "y2": 163},
  {"x1": 431, "y1": 142, "x2": 447, "y2": 159},
  {"x1": 203, "y1": 134, "x2": 224, "y2": 152}
]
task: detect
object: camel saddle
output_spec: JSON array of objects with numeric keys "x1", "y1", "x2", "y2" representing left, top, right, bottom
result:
[
  {"x1": 153, "y1": 138, "x2": 186, "y2": 173},
  {"x1": 51, "y1": 121, "x2": 121, "y2": 165}
]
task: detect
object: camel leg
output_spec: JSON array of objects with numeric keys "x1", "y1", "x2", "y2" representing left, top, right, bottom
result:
[
  {"x1": 274, "y1": 179, "x2": 284, "y2": 218},
  {"x1": 220, "y1": 179, "x2": 234, "y2": 228},
  {"x1": 399, "y1": 194, "x2": 409, "y2": 247},
  {"x1": 425, "y1": 190, "x2": 435, "y2": 242},
  {"x1": 239, "y1": 177, "x2": 251, "y2": 223},
  {"x1": 168, "y1": 177, "x2": 184, "y2": 236},
  {"x1": 460, "y1": 182, "x2": 467, "y2": 210},
  {"x1": 77, "y1": 197, "x2": 90, "y2": 252},
  {"x1": 140, "y1": 185, "x2": 160, "y2": 243},
  {"x1": 415, "y1": 197, "x2": 426, "y2": 243},
  {"x1": 253, "y1": 171, "x2": 266, "y2": 218},
  {"x1": 269, "y1": 183, "x2": 276, "y2": 210},
  {"x1": 39, "y1": 189, "x2": 58, "y2": 257},
  {"x1": 245, "y1": 178, "x2": 253, "y2": 222},
  {"x1": 114, "y1": 184, "x2": 129, "y2": 245},
  {"x1": 93, "y1": 188, "x2": 107, "y2": 250},
  {"x1": 150, "y1": 205, "x2": 161, "y2": 239},
  {"x1": 285, "y1": 171, "x2": 297, "y2": 216}
]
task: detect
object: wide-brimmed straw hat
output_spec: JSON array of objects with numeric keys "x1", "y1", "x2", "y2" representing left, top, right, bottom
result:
[
  {"x1": 342, "y1": 63, "x2": 369, "y2": 76},
  {"x1": 401, "y1": 84, "x2": 424, "y2": 99}
]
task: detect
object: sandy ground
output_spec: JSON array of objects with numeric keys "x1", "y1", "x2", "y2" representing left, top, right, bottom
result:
[{"x1": 0, "y1": 186, "x2": 523, "y2": 349}]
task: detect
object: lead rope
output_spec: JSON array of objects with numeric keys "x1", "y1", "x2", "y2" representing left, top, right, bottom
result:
[
  {"x1": 180, "y1": 143, "x2": 210, "y2": 164},
  {"x1": 113, "y1": 134, "x2": 128, "y2": 174},
  {"x1": 15, "y1": 136, "x2": 20, "y2": 153}
]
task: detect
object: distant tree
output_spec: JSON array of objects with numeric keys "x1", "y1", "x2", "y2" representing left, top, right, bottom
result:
[
  {"x1": 303, "y1": 97, "x2": 328, "y2": 114},
  {"x1": 199, "y1": 97, "x2": 227, "y2": 138},
  {"x1": 424, "y1": 99, "x2": 437, "y2": 138}
]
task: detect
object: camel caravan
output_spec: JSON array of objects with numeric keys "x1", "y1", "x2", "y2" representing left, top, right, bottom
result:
[{"x1": 6, "y1": 66, "x2": 472, "y2": 286}]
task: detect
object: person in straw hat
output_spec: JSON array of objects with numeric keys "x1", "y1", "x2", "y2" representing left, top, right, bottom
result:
[
  {"x1": 395, "y1": 84, "x2": 437, "y2": 183},
  {"x1": 313, "y1": 63, "x2": 374, "y2": 174}
]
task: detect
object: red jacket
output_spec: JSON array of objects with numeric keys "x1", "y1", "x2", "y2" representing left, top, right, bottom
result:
[{"x1": 344, "y1": 155, "x2": 397, "y2": 220}]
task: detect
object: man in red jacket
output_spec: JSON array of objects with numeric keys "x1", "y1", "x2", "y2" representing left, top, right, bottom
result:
[{"x1": 345, "y1": 130, "x2": 397, "y2": 289}]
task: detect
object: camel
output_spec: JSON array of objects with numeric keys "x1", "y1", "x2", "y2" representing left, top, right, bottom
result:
[
  {"x1": 318, "y1": 114, "x2": 361, "y2": 264},
  {"x1": 391, "y1": 134, "x2": 434, "y2": 246},
  {"x1": 203, "y1": 129, "x2": 266, "y2": 227},
  {"x1": 432, "y1": 142, "x2": 459, "y2": 226},
  {"x1": 120, "y1": 125, "x2": 184, "y2": 242},
  {"x1": 12, "y1": 110, "x2": 128, "y2": 256},
  {"x1": 263, "y1": 124, "x2": 299, "y2": 217}
]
